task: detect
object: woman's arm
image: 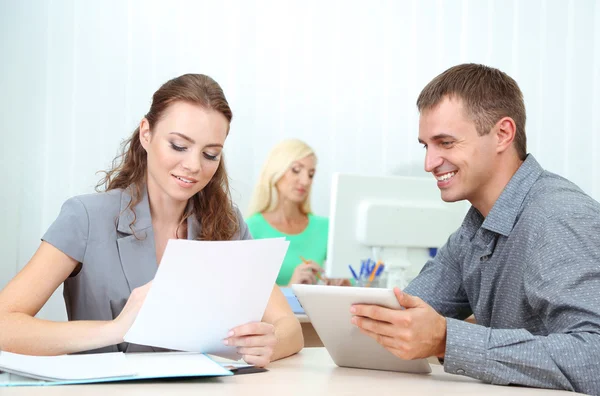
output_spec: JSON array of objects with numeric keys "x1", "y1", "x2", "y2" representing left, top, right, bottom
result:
[
  {"x1": 0, "y1": 242, "x2": 124, "y2": 355},
  {"x1": 262, "y1": 285, "x2": 304, "y2": 361}
]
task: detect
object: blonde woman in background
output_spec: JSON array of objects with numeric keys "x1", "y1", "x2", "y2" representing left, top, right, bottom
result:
[{"x1": 247, "y1": 139, "x2": 349, "y2": 286}]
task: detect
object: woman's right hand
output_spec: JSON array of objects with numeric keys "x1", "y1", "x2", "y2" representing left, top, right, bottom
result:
[
  {"x1": 288, "y1": 261, "x2": 323, "y2": 285},
  {"x1": 113, "y1": 281, "x2": 153, "y2": 340}
]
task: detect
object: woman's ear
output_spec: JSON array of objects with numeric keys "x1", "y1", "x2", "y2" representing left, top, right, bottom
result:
[
  {"x1": 495, "y1": 117, "x2": 517, "y2": 154},
  {"x1": 139, "y1": 118, "x2": 151, "y2": 151}
]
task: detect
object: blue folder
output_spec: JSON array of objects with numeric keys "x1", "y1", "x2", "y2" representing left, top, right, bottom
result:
[{"x1": 280, "y1": 287, "x2": 305, "y2": 314}]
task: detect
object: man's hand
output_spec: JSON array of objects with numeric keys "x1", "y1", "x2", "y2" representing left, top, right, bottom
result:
[{"x1": 350, "y1": 287, "x2": 447, "y2": 359}]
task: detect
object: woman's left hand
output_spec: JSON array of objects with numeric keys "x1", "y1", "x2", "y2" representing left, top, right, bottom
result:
[
  {"x1": 326, "y1": 278, "x2": 352, "y2": 286},
  {"x1": 223, "y1": 322, "x2": 277, "y2": 367}
]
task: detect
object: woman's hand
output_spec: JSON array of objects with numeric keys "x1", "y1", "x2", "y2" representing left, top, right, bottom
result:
[
  {"x1": 113, "y1": 281, "x2": 152, "y2": 340},
  {"x1": 325, "y1": 278, "x2": 352, "y2": 286},
  {"x1": 288, "y1": 260, "x2": 323, "y2": 285},
  {"x1": 223, "y1": 322, "x2": 277, "y2": 367}
]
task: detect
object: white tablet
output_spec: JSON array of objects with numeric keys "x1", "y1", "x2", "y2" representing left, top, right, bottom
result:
[{"x1": 292, "y1": 284, "x2": 431, "y2": 374}]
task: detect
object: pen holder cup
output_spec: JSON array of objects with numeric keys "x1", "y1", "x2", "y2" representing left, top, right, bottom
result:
[{"x1": 355, "y1": 272, "x2": 388, "y2": 288}]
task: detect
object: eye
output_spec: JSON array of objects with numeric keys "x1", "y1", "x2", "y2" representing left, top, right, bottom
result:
[
  {"x1": 170, "y1": 143, "x2": 186, "y2": 152},
  {"x1": 421, "y1": 143, "x2": 428, "y2": 149},
  {"x1": 441, "y1": 141, "x2": 454, "y2": 147},
  {"x1": 309, "y1": 172, "x2": 315, "y2": 179},
  {"x1": 203, "y1": 152, "x2": 219, "y2": 161},
  {"x1": 291, "y1": 167, "x2": 301, "y2": 174}
]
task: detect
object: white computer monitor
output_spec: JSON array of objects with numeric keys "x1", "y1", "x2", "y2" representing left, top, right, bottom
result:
[{"x1": 325, "y1": 173, "x2": 469, "y2": 286}]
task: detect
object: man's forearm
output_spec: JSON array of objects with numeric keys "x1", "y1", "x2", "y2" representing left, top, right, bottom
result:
[{"x1": 443, "y1": 319, "x2": 600, "y2": 395}]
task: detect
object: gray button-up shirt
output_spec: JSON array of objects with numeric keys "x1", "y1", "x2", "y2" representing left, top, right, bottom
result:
[
  {"x1": 43, "y1": 186, "x2": 251, "y2": 353},
  {"x1": 405, "y1": 155, "x2": 600, "y2": 394}
]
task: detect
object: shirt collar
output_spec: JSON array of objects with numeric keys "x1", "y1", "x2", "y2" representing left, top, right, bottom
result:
[
  {"x1": 461, "y1": 154, "x2": 544, "y2": 238},
  {"x1": 117, "y1": 186, "x2": 152, "y2": 234},
  {"x1": 117, "y1": 185, "x2": 199, "y2": 238}
]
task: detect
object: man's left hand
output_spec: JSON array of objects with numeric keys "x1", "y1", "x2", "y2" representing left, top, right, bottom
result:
[{"x1": 351, "y1": 287, "x2": 447, "y2": 359}]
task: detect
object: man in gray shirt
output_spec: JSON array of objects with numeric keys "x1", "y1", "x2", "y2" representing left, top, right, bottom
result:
[{"x1": 351, "y1": 64, "x2": 600, "y2": 394}]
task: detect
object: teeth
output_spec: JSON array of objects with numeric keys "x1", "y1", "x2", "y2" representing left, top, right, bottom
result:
[
  {"x1": 175, "y1": 176, "x2": 193, "y2": 183},
  {"x1": 436, "y1": 172, "x2": 456, "y2": 181}
]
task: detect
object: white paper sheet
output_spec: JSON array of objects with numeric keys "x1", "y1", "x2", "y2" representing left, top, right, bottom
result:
[
  {"x1": 124, "y1": 352, "x2": 231, "y2": 377},
  {"x1": 0, "y1": 352, "x2": 134, "y2": 381},
  {"x1": 124, "y1": 238, "x2": 289, "y2": 359},
  {"x1": 0, "y1": 352, "x2": 233, "y2": 385}
]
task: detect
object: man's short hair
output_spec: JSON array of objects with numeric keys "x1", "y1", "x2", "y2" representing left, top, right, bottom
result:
[{"x1": 417, "y1": 63, "x2": 527, "y2": 160}]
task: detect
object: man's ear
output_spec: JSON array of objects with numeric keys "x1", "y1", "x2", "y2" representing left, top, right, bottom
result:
[
  {"x1": 495, "y1": 117, "x2": 516, "y2": 154},
  {"x1": 139, "y1": 118, "x2": 151, "y2": 151}
]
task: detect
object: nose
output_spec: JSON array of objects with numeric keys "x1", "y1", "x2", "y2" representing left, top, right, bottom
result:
[
  {"x1": 424, "y1": 147, "x2": 443, "y2": 173},
  {"x1": 181, "y1": 153, "x2": 201, "y2": 174},
  {"x1": 299, "y1": 171, "x2": 312, "y2": 187}
]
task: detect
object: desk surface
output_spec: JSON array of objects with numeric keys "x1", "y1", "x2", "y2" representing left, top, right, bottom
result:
[{"x1": 0, "y1": 348, "x2": 579, "y2": 395}]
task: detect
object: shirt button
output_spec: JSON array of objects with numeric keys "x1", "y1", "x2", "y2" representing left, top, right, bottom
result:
[
  {"x1": 456, "y1": 369, "x2": 466, "y2": 375},
  {"x1": 480, "y1": 255, "x2": 489, "y2": 262}
]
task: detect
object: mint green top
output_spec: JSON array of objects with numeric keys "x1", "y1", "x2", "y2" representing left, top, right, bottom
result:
[{"x1": 245, "y1": 213, "x2": 329, "y2": 286}]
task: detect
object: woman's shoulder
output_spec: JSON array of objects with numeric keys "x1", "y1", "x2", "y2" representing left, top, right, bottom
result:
[
  {"x1": 70, "y1": 189, "x2": 122, "y2": 207},
  {"x1": 62, "y1": 189, "x2": 124, "y2": 219},
  {"x1": 244, "y1": 213, "x2": 265, "y2": 228},
  {"x1": 309, "y1": 214, "x2": 329, "y2": 228}
]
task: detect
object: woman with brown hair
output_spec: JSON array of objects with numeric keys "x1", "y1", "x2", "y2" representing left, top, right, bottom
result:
[{"x1": 0, "y1": 74, "x2": 303, "y2": 368}]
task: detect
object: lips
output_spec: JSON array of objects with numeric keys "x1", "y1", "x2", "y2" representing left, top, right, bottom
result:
[
  {"x1": 434, "y1": 170, "x2": 457, "y2": 189},
  {"x1": 435, "y1": 171, "x2": 456, "y2": 182},
  {"x1": 171, "y1": 174, "x2": 198, "y2": 183},
  {"x1": 171, "y1": 174, "x2": 199, "y2": 188}
]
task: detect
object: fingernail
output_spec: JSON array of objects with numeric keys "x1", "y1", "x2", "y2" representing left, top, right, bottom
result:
[
  {"x1": 350, "y1": 306, "x2": 356, "y2": 313},
  {"x1": 223, "y1": 339, "x2": 229, "y2": 345},
  {"x1": 228, "y1": 330, "x2": 234, "y2": 337},
  {"x1": 351, "y1": 317, "x2": 357, "y2": 325}
]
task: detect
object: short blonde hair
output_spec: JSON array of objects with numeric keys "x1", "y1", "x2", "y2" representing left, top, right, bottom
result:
[{"x1": 248, "y1": 139, "x2": 316, "y2": 215}]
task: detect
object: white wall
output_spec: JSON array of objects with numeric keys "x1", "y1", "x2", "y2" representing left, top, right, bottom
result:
[{"x1": 1, "y1": 0, "x2": 599, "y2": 320}]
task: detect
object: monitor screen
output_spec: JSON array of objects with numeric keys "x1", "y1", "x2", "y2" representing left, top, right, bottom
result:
[{"x1": 325, "y1": 173, "x2": 468, "y2": 285}]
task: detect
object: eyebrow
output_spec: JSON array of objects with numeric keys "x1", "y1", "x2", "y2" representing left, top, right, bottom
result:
[
  {"x1": 169, "y1": 132, "x2": 223, "y2": 148},
  {"x1": 292, "y1": 163, "x2": 316, "y2": 171},
  {"x1": 170, "y1": 132, "x2": 195, "y2": 144},
  {"x1": 418, "y1": 133, "x2": 457, "y2": 144}
]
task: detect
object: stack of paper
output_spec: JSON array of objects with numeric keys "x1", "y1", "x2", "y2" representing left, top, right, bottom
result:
[
  {"x1": 0, "y1": 238, "x2": 289, "y2": 387},
  {"x1": 0, "y1": 351, "x2": 232, "y2": 386},
  {"x1": 125, "y1": 238, "x2": 289, "y2": 359}
]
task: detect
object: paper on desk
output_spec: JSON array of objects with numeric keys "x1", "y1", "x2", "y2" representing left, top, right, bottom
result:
[
  {"x1": 125, "y1": 352, "x2": 231, "y2": 378},
  {"x1": 124, "y1": 238, "x2": 289, "y2": 359},
  {"x1": 0, "y1": 352, "x2": 134, "y2": 381},
  {"x1": 0, "y1": 352, "x2": 233, "y2": 386}
]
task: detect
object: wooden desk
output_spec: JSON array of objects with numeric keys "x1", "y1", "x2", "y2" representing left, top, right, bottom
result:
[{"x1": 0, "y1": 348, "x2": 578, "y2": 395}]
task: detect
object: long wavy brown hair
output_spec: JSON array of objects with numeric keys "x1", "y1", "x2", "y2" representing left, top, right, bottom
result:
[{"x1": 97, "y1": 74, "x2": 239, "y2": 241}]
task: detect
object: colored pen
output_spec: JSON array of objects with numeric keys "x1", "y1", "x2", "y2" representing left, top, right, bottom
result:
[
  {"x1": 367, "y1": 261, "x2": 382, "y2": 287},
  {"x1": 359, "y1": 260, "x2": 367, "y2": 279},
  {"x1": 367, "y1": 259, "x2": 375, "y2": 274},
  {"x1": 348, "y1": 265, "x2": 359, "y2": 280}
]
